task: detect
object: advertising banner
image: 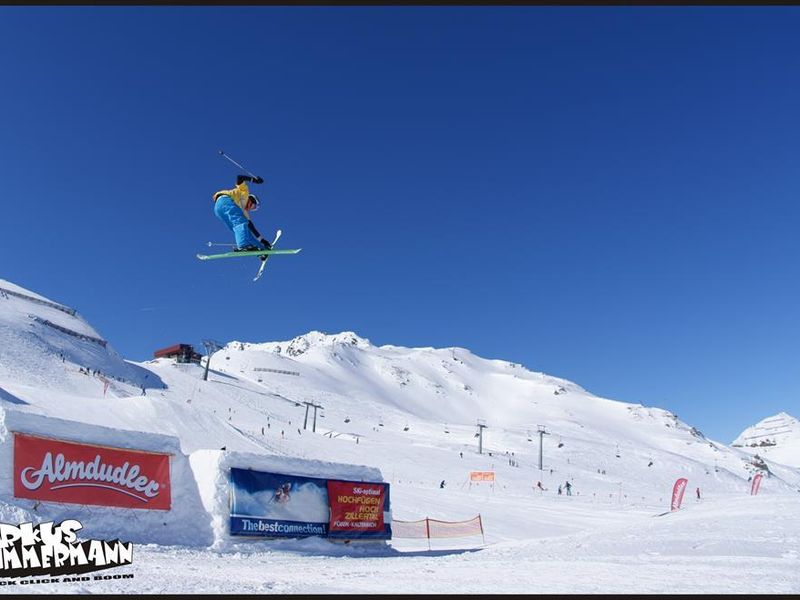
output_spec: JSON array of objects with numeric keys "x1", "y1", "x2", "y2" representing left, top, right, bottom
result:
[
  {"x1": 750, "y1": 472, "x2": 763, "y2": 496},
  {"x1": 327, "y1": 479, "x2": 391, "y2": 540},
  {"x1": 229, "y1": 468, "x2": 330, "y2": 538},
  {"x1": 13, "y1": 432, "x2": 171, "y2": 510},
  {"x1": 671, "y1": 477, "x2": 688, "y2": 511}
]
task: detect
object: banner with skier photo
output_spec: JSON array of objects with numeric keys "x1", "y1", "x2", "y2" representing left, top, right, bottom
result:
[{"x1": 228, "y1": 468, "x2": 330, "y2": 538}]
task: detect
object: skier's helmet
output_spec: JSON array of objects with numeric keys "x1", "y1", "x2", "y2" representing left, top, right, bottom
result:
[{"x1": 247, "y1": 194, "x2": 260, "y2": 211}]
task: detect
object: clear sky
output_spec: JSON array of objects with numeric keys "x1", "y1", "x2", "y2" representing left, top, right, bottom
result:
[{"x1": 1, "y1": 6, "x2": 798, "y2": 443}]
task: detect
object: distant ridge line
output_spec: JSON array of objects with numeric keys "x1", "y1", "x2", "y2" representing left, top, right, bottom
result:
[{"x1": 0, "y1": 286, "x2": 76, "y2": 316}]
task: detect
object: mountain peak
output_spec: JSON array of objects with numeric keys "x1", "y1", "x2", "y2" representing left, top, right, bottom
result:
[
  {"x1": 731, "y1": 412, "x2": 800, "y2": 467},
  {"x1": 240, "y1": 330, "x2": 372, "y2": 357}
]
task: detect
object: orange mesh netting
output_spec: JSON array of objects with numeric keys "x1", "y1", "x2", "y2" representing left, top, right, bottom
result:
[{"x1": 393, "y1": 516, "x2": 483, "y2": 539}]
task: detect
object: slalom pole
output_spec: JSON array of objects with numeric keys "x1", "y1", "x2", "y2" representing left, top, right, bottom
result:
[{"x1": 218, "y1": 150, "x2": 259, "y2": 180}]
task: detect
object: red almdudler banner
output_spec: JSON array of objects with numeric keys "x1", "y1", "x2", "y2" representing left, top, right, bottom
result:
[
  {"x1": 671, "y1": 477, "x2": 688, "y2": 511},
  {"x1": 327, "y1": 480, "x2": 387, "y2": 535},
  {"x1": 13, "y1": 432, "x2": 171, "y2": 510}
]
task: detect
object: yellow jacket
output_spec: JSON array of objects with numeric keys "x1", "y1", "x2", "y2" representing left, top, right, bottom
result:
[{"x1": 213, "y1": 181, "x2": 251, "y2": 218}]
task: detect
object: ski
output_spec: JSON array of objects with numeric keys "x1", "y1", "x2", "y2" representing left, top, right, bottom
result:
[
  {"x1": 196, "y1": 245, "x2": 300, "y2": 261},
  {"x1": 253, "y1": 229, "x2": 283, "y2": 282},
  {"x1": 196, "y1": 248, "x2": 300, "y2": 260}
]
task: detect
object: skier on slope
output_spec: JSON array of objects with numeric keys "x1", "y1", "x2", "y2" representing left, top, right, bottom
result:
[{"x1": 213, "y1": 174, "x2": 272, "y2": 258}]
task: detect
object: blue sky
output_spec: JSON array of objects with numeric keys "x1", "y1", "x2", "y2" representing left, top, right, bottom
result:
[{"x1": 1, "y1": 7, "x2": 798, "y2": 442}]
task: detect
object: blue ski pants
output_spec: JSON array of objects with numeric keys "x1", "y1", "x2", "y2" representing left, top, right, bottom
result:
[{"x1": 213, "y1": 195, "x2": 261, "y2": 249}]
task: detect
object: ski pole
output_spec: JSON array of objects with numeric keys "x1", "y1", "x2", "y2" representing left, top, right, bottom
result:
[
  {"x1": 207, "y1": 241, "x2": 237, "y2": 247},
  {"x1": 218, "y1": 150, "x2": 260, "y2": 180}
]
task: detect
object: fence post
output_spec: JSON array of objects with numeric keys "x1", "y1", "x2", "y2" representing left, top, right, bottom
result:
[{"x1": 425, "y1": 517, "x2": 431, "y2": 551}]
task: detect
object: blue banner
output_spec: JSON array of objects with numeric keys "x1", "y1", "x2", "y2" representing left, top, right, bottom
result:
[{"x1": 229, "y1": 468, "x2": 330, "y2": 538}]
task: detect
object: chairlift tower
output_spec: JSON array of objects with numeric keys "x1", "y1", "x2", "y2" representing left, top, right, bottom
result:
[
  {"x1": 476, "y1": 419, "x2": 488, "y2": 454},
  {"x1": 537, "y1": 425, "x2": 550, "y2": 471},
  {"x1": 302, "y1": 402, "x2": 324, "y2": 432},
  {"x1": 201, "y1": 339, "x2": 224, "y2": 382}
]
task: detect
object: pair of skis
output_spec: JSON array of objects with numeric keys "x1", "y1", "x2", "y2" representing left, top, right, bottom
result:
[{"x1": 196, "y1": 230, "x2": 301, "y2": 282}]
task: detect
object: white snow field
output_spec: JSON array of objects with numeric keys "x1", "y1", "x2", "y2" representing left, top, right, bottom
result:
[{"x1": 0, "y1": 278, "x2": 798, "y2": 594}]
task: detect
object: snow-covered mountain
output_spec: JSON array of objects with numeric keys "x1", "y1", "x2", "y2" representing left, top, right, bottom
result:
[
  {"x1": 732, "y1": 412, "x2": 800, "y2": 468},
  {"x1": 2, "y1": 276, "x2": 797, "y2": 504},
  {"x1": 2, "y1": 276, "x2": 799, "y2": 593},
  {"x1": 0, "y1": 279, "x2": 157, "y2": 396}
]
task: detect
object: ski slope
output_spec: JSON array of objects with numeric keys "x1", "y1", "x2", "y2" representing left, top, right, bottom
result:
[{"x1": 0, "y1": 278, "x2": 798, "y2": 594}]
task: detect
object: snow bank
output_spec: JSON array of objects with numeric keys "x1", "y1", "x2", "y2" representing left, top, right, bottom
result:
[
  {"x1": 0, "y1": 407, "x2": 214, "y2": 547},
  {"x1": 189, "y1": 449, "x2": 387, "y2": 549}
]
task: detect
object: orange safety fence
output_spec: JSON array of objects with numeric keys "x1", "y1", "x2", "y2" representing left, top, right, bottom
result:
[
  {"x1": 391, "y1": 519, "x2": 429, "y2": 539},
  {"x1": 392, "y1": 515, "x2": 484, "y2": 543}
]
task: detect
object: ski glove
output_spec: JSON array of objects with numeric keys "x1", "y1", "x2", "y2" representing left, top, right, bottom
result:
[{"x1": 236, "y1": 175, "x2": 264, "y2": 185}]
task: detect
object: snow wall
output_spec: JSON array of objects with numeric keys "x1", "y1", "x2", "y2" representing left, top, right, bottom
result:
[
  {"x1": 0, "y1": 407, "x2": 211, "y2": 546},
  {"x1": 0, "y1": 408, "x2": 388, "y2": 550},
  {"x1": 190, "y1": 449, "x2": 388, "y2": 549}
]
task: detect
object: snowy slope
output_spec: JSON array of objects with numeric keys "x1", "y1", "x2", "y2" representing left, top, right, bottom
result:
[
  {"x1": 1, "y1": 277, "x2": 799, "y2": 593},
  {"x1": 0, "y1": 279, "x2": 159, "y2": 397},
  {"x1": 201, "y1": 333, "x2": 800, "y2": 497},
  {"x1": 732, "y1": 412, "x2": 800, "y2": 468}
]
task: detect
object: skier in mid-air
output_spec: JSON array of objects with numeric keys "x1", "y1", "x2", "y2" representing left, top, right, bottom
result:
[
  {"x1": 198, "y1": 152, "x2": 302, "y2": 281},
  {"x1": 213, "y1": 174, "x2": 272, "y2": 257}
]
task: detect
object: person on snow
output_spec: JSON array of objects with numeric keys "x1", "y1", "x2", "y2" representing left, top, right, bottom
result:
[{"x1": 213, "y1": 174, "x2": 272, "y2": 257}]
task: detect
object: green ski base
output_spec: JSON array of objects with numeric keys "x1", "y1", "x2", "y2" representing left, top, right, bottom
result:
[{"x1": 197, "y1": 248, "x2": 302, "y2": 261}]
